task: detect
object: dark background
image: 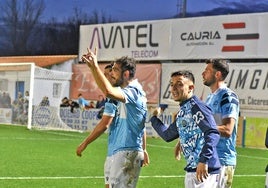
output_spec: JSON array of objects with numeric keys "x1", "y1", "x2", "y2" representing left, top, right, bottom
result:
[{"x1": 1, "y1": 0, "x2": 268, "y2": 56}]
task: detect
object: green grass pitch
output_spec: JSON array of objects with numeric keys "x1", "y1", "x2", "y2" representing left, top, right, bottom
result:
[{"x1": 0, "y1": 124, "x2": 267, "y2": 188}]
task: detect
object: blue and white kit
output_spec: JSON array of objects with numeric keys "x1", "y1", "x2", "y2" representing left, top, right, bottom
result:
[{"x1": 151, "y1": 95, "x2": 221, "y2": 174}]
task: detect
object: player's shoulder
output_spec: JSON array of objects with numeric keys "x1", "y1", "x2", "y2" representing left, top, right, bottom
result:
[
  {"x1": 219, "y1": 87, "x2": 238, "y2": 99},
  {"x1": 191, "y1": 95, "x2": 210, "y2": 111},
  {"x1": 107, "y1": 98, "x2": 118, "y2": 105}
]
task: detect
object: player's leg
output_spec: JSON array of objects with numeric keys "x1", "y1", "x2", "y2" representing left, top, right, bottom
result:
[
  {"x1": 225, "y1": 166, "x2": 235, "y2": 187},
  {"x1": 217, "y1": 166, "x2": 226, "y2": 188},
  {"x1": 109, "y1": 150, "x2": 144, "y2": 188},
  {"x1": 202, "y1": 174, "x2": 219, "y2": 188},
  {"x1": 185, "y1": 172, "x2": 219, "y2": 188},
  {"x1": 217, "y1": 165, "x2": 235, "y2": 188},
  {"x1": 104, "y1": 156, "x2": 112, "y2": 188}
]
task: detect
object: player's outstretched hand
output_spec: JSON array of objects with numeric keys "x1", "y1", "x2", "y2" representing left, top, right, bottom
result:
[
  {"x1": 152, "y1": 107, "x2": 161, "y2": 117},
  {"x1": 142, "y1": 149, "x2": 150, "y2": 167},
  {"x1": 81, "y1": 47, "x2": 98, "y2": 68},
  {"x1": 76, "y1": 143, "x2": 86, "y2": 157}
]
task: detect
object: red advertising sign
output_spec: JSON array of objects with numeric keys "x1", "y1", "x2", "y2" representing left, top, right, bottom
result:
[{"x1": 71, "y1": 63, "x2": 161, "y2": 103}]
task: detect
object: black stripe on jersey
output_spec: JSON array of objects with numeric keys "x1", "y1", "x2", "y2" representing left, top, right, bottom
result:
[{"x1": 220, "y1": 92, "x2": 239, "y2": 106}]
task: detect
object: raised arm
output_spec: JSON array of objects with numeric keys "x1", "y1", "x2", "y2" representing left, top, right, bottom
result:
[{"x1": 82, "y1": 48, "x2": 125, "y2": 102}]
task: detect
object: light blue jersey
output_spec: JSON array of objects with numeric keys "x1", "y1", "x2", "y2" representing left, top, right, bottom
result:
[
  {"x1": 104, "y1": 79, "x2": 147, "y2": 156},
  {"x1": 205, "y1": 85, "x2": 239, "y2": 166},
  {"x1": 103, "y1": 99, "x2": 117, "y2": 156},
  {"x1": 78, "y1": 97, "x2": 89, "y2": 107}
]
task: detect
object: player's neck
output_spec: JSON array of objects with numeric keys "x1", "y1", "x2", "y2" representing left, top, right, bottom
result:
[{"x1": 210, "y1": 81, "x2": 225, "y2": 93}]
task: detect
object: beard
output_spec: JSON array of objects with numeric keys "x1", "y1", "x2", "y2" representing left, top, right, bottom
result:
[
  {"x1": 113, "y1": 78, "x2": 123, "y2": 87},
  {"x1": 203, "y1": 76, "x2": 216, "y2": 87},
  {"x1": 203, "y1": 80, "x2": 211, "y2": 86}
]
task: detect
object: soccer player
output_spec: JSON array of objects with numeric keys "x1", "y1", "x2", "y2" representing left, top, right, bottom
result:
[
  {"x1": 76, "y1": 63, "x2": 149, "y2": 187},
  {"x1": 202, "y1": 59, "x2": 240, "y2": 188},
  {"x1": 151, "y1": 70, "x2": 221, "y2": 188},
  {"x1": 76, "y1": 63, "x2": 149, "y2": 188},
  {"x1": 81, "y1": 50, "x2": 148, "y2": 188}
]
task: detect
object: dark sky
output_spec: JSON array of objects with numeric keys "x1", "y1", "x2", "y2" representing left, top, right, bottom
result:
[{"x1": 41, "y1": 0, "x2": 222, "y2": 22}]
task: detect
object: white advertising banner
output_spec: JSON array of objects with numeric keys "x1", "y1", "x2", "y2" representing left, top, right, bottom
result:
[
  {"x1": 161, "y1": 62, "x2": 268, "y2": 112},
  {"x1": 169, "y1": 14, "x2": 264, "y2": 60},
  {"x1": 60, "y1": 108, "x2": 100, "y2": 131},
  {"x1": 79, "y1": 19, "x2": 172, "y2": 61},
  {"x1": 32, "y1": 106, "x2": 101, "y2": 131},
  {"x1": 79, "y1": 13, "x2": 268, "y2": 61},
  {"x1": 226, "y1": 63, "x2": 268, "y2": 111}
]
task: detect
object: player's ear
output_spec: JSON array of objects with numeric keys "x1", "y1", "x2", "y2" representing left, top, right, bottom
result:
[
  {"x1": 215, "y1": 71, "x2": 222, "y2": 80},
  {"x1": 123, "y1": 70, "x2": 129, "y2": 79},
  {"x1": 189, "y1": 84, "x2": 194, "y2": 93}
]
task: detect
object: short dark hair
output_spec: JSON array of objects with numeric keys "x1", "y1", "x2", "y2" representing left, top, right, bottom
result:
[
  {"x1": 171, "y1": 70, "x2": 195, "y2": 84},
  {"x1": 205, "y1": 59, "x2": 230, "y2": 79},
  {"x1": 115, "y1": 56, "x2": 137, "y2": 79}
]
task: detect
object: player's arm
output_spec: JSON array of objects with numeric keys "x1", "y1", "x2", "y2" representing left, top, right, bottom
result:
[
  {"x1": 76, "y1": 115, "x2": 113, "y2": 157},
  {"x1": 217, "y1": 117, "x2": 236, "y2": 137},
  {"x1": 142, "y1": 130, "x2": 150, "y2": 166},
  {"x1": 196, "y1": 126, "x2": 219, "y2": 183},
  {"x1": 91, "y1": 64, "x2": 124, "y2": 102},
  {"x1": 196, "y1": 115, "x2": 220, "y2": 183},
  {"x1": 174, "y1": 139, "x2": 181, "y2": 160},
  {"x1": 82, "y1": 48, "x2": 125, "y2": 102},
  {"x1": 150, "y1": 107, "x2": 178, "y2": 142},
  {"x1": 150, "y1": 116, "x2": 178, "y2": 142},
  {"x1": 218, "y1": 91, "x2": 239, "y2": 137},
  {"x1": 196, "y1": 107, "x2": 220, "y2": 163}
]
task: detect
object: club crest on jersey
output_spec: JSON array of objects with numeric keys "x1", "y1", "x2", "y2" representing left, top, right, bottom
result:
[{"x1": 181, "y1": 120, "x2": 187, "y2": 127}]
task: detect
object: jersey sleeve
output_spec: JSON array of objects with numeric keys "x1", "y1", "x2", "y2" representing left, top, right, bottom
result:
[
  {"x1": 103, "y1": 100, "x2": 117, "y2": 117},
  {"x1": 150, "y1": 116, "x2": 179, "y2": 142},
  {"x1": 121, "y1": 87, "x2": 137, "y2": 104},
  {"x1": 220, "y1": 92, "x2": 239, "y2": 120},
  {"x1": 191, "y1": 101, "x2": 220, "y2": 163}
]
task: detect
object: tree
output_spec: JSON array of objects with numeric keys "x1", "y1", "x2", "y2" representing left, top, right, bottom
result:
[
  {"x1": 0, "y1": 2, "x2": 116, "y2": 56},
  {"x1": 0, "y1": 0, "x2": 45, "y2": 55},
  {"x1": 38, "y1": 8, "x2": 117, "y2": 55}
]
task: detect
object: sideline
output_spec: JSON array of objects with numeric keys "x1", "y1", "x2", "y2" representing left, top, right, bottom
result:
[{"x1": 0, "y1": 174, "x2": 265, "y2": 180}]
